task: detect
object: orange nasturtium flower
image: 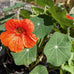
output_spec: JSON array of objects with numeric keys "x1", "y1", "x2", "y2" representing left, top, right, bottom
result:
[
  {"x1": 66, "y1": 14, "x2": 73, "y2": 20},
  {"x1": 0, "y1": 19, "x2": 38, "y2": 52}
]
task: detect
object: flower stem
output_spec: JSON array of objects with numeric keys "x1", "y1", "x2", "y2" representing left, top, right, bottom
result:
[
  {"x1": 17, "y1": 9, "x2": 20, "y2": 20},
  {"x1": 67, "y1": 27, "x2": 70, "y2": 37}
]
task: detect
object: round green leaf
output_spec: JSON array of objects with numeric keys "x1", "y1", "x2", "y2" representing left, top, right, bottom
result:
[
  {"x1": 30, "y1": 15, "x2": 53, "y2": 38},
  {"x1": 0, "y1": 24, "x2": 5, "y2": 31},
  {"x1": 30, "y1": 65, "x2": 48, "y2": 74},
  {"x1": 11, "y1": 45, "x2": 37, "y2": 66},
  {"x1": 44, "y1": 32, "x2": 72, "y2": 66}
]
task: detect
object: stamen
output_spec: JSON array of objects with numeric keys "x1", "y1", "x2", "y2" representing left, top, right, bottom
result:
[{"x1": 16, "y1": 27, "x2": 25, "y2": 34}]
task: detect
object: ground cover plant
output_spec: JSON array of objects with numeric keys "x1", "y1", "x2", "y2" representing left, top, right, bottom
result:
[{"x1": 0, "y1": 0, "x2": 74, "y2": 74}]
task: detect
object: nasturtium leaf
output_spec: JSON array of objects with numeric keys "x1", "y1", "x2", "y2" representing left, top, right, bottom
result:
[
  {"x1": 11, "y1": 45, "x2": 37, "y2": 66},
  {"x1": 3, "y1": 3, "x2": 26, "y2": 12},
  {"x1": 20, "y1": 9, "x2": 32, "y2": 19},
  {"x1": 0, "y1": 24, "x2": 5, "y2": 31},
  {"x1": 30, "y1": 65, "x2": 48, "y2": 74},
  {"x1": 30, "y1": 15, "x2": 53, "y2": 38},
  {"x1": 44, "y1": 32, "x2": 72, "y2": 66}
]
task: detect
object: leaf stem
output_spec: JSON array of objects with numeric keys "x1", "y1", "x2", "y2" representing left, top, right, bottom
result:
[
  {"x1": 38, "y1": 38, "x2": 44, "y2": 48},
  {"x1": 48, "y1": 67, "x2": 60, "y2": 72},
  {"x1": 60, "y1": 69, "x2": 63, "y2": 74},
  {"x1": 67, "y1": 27, "x2": 71, "y2": 37},
  {"x1": 29, "y1": 54, "x2": 43, "y2": 70}
]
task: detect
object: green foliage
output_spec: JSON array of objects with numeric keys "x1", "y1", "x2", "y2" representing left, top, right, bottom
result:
[
  {"x1": 72, "y1": 45, "x2": 74, "y2": 52},
  {"x1": 35, "y1": 0, "x2": 74, "y2": 29},
  {"x1": 0, "y1": 14, "x2": 14, "y2": 33},
  {"x1": 30, "y1": 15, "x2": 54, "y2": 38},
  {"x1": 36, "y1": 0, "x2": 54, "y2": 7},
  {"x1": 30, "y1": 65, "x2": 48, "y2": 74},
  {"x1": 62, "y1": 65, "x2": 74, "y2": 74},
  {"x1": 48, "y1": 7, "x2": 74, "y2": 28},
  {"x1": 0, "y1": 0, "x2": 74, "y2": 73},
  {"x1": 11, "y1": 45, "x2": 37, "y2": 66},
  {"x1": 69, "y1": 36, "x2": 74, "y2": 52},
  {"x1": 0, "y1": 14, "x2": 14, "y2": 23},
  {"x1": 20, "y1": 9, "x2": 32, "y2": 18},
  {"x1": 31, "y1": 6, "x2": 44, "y2": 15},
  {"x1": 62, "y1": 53, "x2": 74, "y2": 74},
  {"x1": 3, "y1": 3, "x2": 26, "y2": 12},
  {"x1": 0, "y1": 24, "x2": 5, "y2": 32},
  {"x1": 44, "y1": 32, "x2": 72, "y2": 66}
]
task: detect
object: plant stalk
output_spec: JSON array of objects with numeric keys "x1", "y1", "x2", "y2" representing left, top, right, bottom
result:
[{"x1": 17, "y1": 9, "x2": 20, "y2": 20}]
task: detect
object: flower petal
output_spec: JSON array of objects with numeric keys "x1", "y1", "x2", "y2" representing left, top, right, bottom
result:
[
  {"x1": 22, "y1": 33, "x2": 38, "y2": 48},
  {"x1": 8, "y1": 35, "x2": 24, "y2": 52},
  {"x1": 20, "y1": 19, "x2": 34, "y2": 33},
  {"x1": 0, "y1": 31, "x2": 14, "y2": 46},
  {"x1": 0, "y1": 31, "x2": 24, "y2": 52},
  {"x1": 5, "y1": 19, "x2": 20, "y2": 31},
  {"x1": 66, "y1": 14, "x2": 73, "y2": 20}
]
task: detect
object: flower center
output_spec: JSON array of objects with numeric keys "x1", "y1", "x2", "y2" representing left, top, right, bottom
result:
[{"x1": 16, "y1": 27, "x2": 25, "y2": 34}]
